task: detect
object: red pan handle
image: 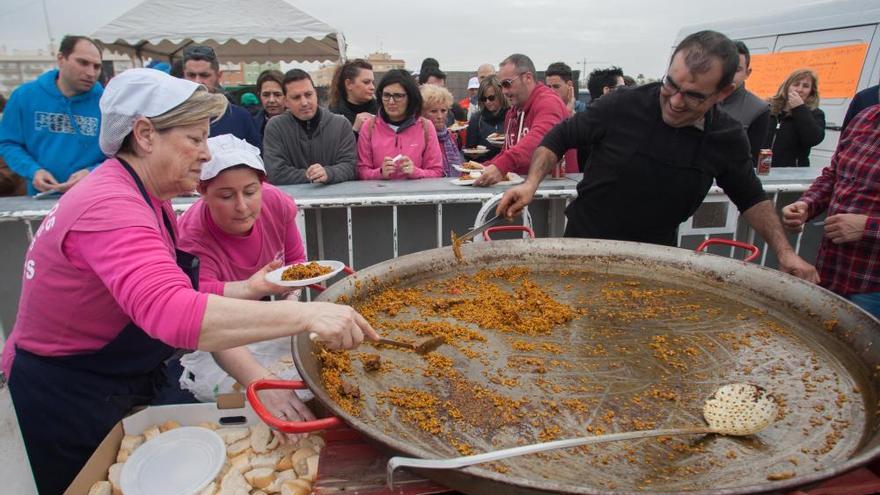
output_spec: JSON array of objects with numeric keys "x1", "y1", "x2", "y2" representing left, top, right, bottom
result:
[
  {"x1": 307, "y1": 265, "x2": 355, "y2": 293},
  {"x1": 483, "y1": 225, "x2": 536, "y2": 241},
  {"x1": 695, "y1": 238, "x2": 760, "y2": 262},
  {"x1": 247, "y1": 379, "x2": 344, "y2": 433}
]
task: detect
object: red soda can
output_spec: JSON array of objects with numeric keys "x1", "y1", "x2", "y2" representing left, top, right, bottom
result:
[
  {"x1": 757, "y1": 149, "x2": 772, "y2": 175},
  {"x1": 552, "y1": 158, "x2": 566, "y2": 179}
]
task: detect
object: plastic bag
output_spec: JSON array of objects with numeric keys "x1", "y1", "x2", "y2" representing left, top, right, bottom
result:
[{"x1": 178, "y1": 337, "x2": 314, "y2": 403}]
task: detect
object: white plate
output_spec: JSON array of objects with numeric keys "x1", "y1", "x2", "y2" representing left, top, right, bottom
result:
[
  {"x1": 265, "y1": 260, "x2": 345, "y2": 287},
  {"x1": 462, "y1": 147, "x2": 489, "y2": 155},
  {"x1": 448, "y1": 123, "x2": 468, "y2": 132},
  {"x1": 120, "y1": 427, "x2": 225, "y2": 495},
  {"x1": 452, "y1": 162, "x2": 485, "y2": 173},
  {"x1": 450, "y1": 173, "x2": 524, "y2": 186}
]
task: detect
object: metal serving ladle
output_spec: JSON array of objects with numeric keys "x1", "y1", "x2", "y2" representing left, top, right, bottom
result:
[{"x1": 387, "y1": 383, "x2": 778, "y2": 488}]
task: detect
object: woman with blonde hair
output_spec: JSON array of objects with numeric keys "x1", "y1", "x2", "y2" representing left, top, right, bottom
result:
[
  {"x1": 465, "y1": 76, "x2": 509, "y2": 162},
  {"x1": 420, "y1": 83, "x2": 462, "y2": 177},
  {"x1": 763, "y1": 69, "x2": 825, "y2": 167}
]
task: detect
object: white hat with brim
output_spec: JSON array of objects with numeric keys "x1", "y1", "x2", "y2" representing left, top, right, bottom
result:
[
  {"x1": 467, "y1": 76, "x2": 480, "y2": 89},
  {"x1": 200, "y1": 134, "x2": 266, "y2": 181},
  {"x1": 99, "y1": 68, "x2": 202, "y2": 156}
]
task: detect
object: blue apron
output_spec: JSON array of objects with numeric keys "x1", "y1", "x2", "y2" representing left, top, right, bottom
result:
[{"x1": 8, "y1": 159, "x2": 200, "y2": 494}]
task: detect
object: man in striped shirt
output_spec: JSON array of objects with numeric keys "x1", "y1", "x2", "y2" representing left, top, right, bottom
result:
[{"x1": 783, "y1": 105, "x2": 880, "y2": 318}]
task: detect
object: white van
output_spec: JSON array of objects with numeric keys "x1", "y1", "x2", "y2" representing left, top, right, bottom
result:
[{"x1": 676, "y1": 0, "x2": 880, "y2": 167}]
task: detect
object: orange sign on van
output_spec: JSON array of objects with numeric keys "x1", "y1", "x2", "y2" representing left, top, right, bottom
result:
[{"x1": 748, "y1": 44, "x2": 868, "y2": 99}]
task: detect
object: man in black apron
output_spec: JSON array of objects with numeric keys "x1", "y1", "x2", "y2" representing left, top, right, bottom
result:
[{"x1": 495, "y1": 30, "x2": 818, "y2": 284}]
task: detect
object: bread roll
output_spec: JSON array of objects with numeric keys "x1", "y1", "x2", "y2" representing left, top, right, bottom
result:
[
  {"x1": 159, "y1": 420, "x2": 180, "y2": 432},
  {"x1": 107, "y1": 462, "x2": 124, "y2": 495},
  {"x1": 266, "y1": 469, "x2": 297, "y2": 493},
  {"x1": 120, "y1": 434, "x2": 144, "y2": 452},
  {"x1": 219, "y1": 468, "x2": 251, "y2": 495},
  {"x1": 115, "y1": 448, "x2": 131, "y2": 463},
  {"x1": 244, "y1": 467, "x2": 276, "y2": 489},
  {"x1": 250, "y1": 422, "x2": 272, "y2": 453},
  {"x1": 87, "y1": 480, "x2": 112, "y2": 495},
  {"x1": 143, "y1": 425, "x2": 161, "y2": 441},
  {"x1": 196, "y1": 481, "x2": 217, "y2": 495},
  {"x1": 226, "y1": 438, "x2": 250, "y2": 457},
  {"x1": 300, "y1": 455, "x2": 319, "y2": 482},
  {"x1": 290, "y1": 447, "x2": 316, "y2": 476},
  {"x1": 217, "y1": 427, "x2": 250, "y2": 444},
  {"x1": 229, "y1": 451, "x2": 251, "y2": 473},
  {"x1": 280, "y1": 481, "x2": 310, "y2": 495}
]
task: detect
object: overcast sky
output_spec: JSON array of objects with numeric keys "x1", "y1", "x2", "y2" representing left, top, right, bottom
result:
[{"x1": 1, "y1": 0, "x2": 811, "y2": 78}]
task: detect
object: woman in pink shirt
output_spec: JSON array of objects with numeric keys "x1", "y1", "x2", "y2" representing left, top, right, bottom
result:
[
  {"x1": 1, "y1": 69, "x2": 377, "y2": 494},
  {"x1": 357, "y1": 69, "x2": 444, "y2": 180},
  {"x1": 177, "y1": 134, "x2": 316, "y2": 430}
]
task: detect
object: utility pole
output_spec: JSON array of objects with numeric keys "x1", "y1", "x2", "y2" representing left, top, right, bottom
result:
[
  {"x1": 41, "y1": 0, "x2": 55, "y2": 56},
  {"x1": 579, "y1": 59, "x2": 612, "y2": 88}
]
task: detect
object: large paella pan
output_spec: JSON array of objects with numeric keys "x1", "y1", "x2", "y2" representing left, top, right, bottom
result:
[{"x1": 261, "y1": 238, "x2": 880, "y2": 494}]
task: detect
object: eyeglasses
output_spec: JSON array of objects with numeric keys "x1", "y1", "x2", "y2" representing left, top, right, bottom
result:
[
  {"x1": 381, "y1": 92, "x2": 407, "y2": 102},
  {"x1": 500, "y1": 73, "x2": 526, "y2": 89},
  {"x1": 479, "y1": 94, "x2": 497, "y2": 102},
  {"x1": 183, "y1": 45, "x2": 217, "y2": 62},
  {"x1": 660, "y1": 74, "x2": 715, "y2": 106}
]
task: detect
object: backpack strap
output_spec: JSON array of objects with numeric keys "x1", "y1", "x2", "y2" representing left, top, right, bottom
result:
[{"x1": 421, "y1": 117, "x2": 431, "y2": 145}]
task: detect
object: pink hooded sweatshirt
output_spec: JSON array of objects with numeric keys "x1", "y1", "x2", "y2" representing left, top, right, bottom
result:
[
  {"x1": 491, "y1": 83, "x2": 579, "y2": 175},
  {"x1": 357, "y1": 113, "x2": 444, "y2": 180}
]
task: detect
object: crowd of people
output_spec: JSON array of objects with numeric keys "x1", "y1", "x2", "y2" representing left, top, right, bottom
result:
[
  {"x1": 0, "y1": 30, "x2": 876, "y2": 494},
  {"x1": 0, "y1": 33, "x2": 837, "y2": 198}
]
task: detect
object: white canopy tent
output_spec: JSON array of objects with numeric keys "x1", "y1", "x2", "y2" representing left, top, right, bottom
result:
[{"x1": 91, "y1": 0, "x2": 346, "y2": 64}]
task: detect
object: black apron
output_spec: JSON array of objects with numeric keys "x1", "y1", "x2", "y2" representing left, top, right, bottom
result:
[{"x1": 8, "y1": 159, "x2": 200, "y2": 495}]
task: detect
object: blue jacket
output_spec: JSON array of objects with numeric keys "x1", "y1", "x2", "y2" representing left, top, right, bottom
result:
[
  {"x1": 211, "y1": 103, "x2": 262, "y2": 151},
  {"x1": 0, "y1": 70, "x2": 104, "y2": 194}
]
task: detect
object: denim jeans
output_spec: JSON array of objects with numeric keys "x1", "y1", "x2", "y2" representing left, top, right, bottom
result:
[{"x1": 848, "y1": 291, "x2": 880, "y2": 319}]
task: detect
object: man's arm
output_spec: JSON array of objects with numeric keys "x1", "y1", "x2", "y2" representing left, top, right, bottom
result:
[
  {"x1": 742, "y1": 200, "x2": 819, "y2": 282},
  {"x1": 0, "y1": 92, "x2": 42, "y2": 180},
  {"x1": 323, "y1": 120, "x2": 358, "y2": 184},
  {"x1": 496, "y1": 107, "x2": 603, "y2": 218},
  {"x1": 262, "y1": 120, "x2": 309, "y2": 185}
]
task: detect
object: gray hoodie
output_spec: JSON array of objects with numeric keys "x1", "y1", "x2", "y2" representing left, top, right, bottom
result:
[{"x1": 263, "y1": 108, "x2": 357, "y2": 185}]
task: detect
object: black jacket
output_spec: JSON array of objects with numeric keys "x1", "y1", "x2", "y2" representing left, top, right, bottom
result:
[
  {"x1": 842, "y1": 84, "x2": 879, "y2": 133},
  {"x1": 465, "y1": 108, "x2": 507, "y2": 161},
  {"x1": 329, "y1": 98, "x2": 379, "y2": 125},
  {"x1": 764, "y1": 106, "x2": 825, "y2": 167},
  {"x1": 542, "y1": 82, "x2": 765, "y2": 246}
]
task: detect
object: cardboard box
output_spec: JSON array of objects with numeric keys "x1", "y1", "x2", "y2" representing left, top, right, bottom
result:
[{"x1": 65, "y1": 394, "x2": 257, "y2": 495}]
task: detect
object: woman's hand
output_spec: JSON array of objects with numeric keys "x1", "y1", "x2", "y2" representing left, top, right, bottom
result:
[
  {"x1": 245, "y1": 260, "x2": 288, "y2": 299},
  {"x1": 787, "y1": 89, "x2": 804, "y2": 110},
  {"x1": 381, "y1": 157, "x2": 396, "y2": 179},
  {"x1": 353, "y1": 112, "x2": 373, "y2": 132},
  {"x1": 256, "y1": 378, "x2": 317, "y2": 444},
  {"x1": 398, "y1": 156, "x2": 414, "y2": 176},
  {"x1": 305, "y1": 302, "x2": 379, "y2": 349}
]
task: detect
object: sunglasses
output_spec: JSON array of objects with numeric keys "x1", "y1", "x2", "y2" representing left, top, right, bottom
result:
[
  {"x1": 183, "y1": 45, "x2": 217, "y2": 62},
  {"x1": 479, "y1": 94, "x2": 497, "y2": 102},
  {"x1": 500, "y1": 73, "x2": 526, "y2": 89}
]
